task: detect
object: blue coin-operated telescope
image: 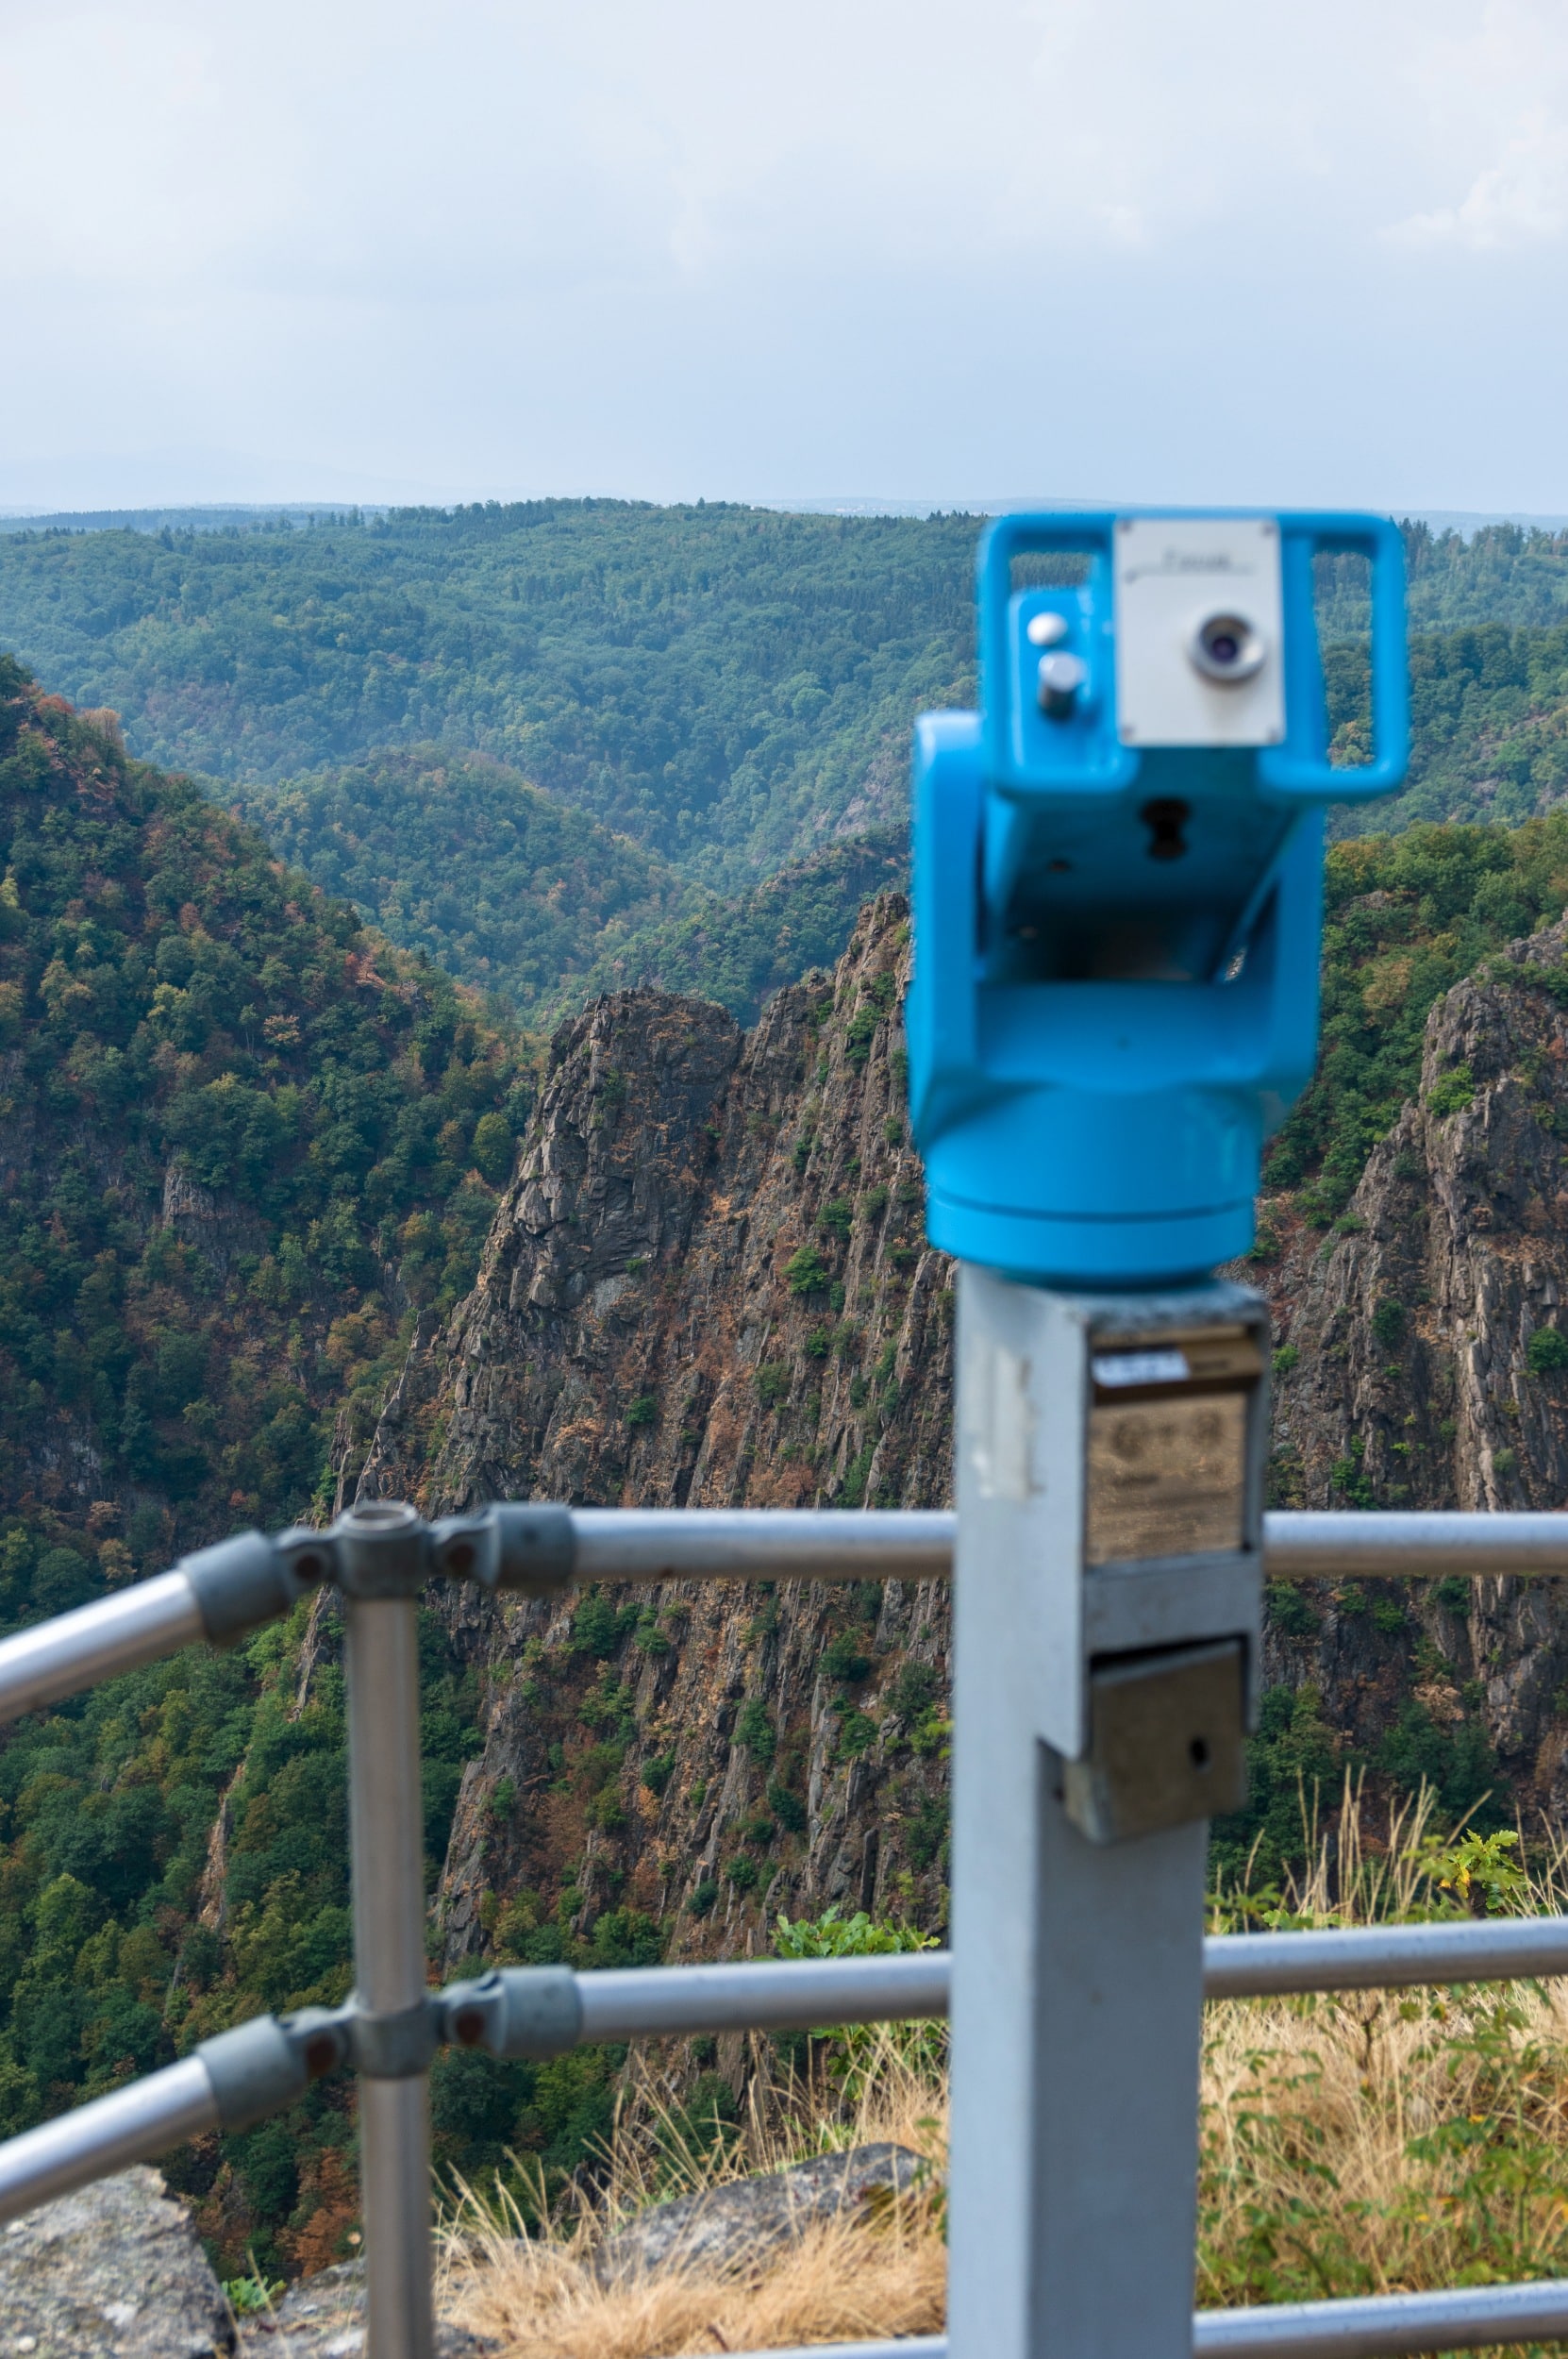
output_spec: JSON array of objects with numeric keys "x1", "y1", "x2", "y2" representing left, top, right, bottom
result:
[{"x1": 908, "y1": 510, "x2": 1409, "y2": 1285}]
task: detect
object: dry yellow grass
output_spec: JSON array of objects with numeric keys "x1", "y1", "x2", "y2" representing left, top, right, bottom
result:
[
  {"x1": 441, "y1": 2036, "x2": 945, "y2": 2357},
  {"x1": 441, "y1": 1785, "x2": 1568, "y2": 2357}
]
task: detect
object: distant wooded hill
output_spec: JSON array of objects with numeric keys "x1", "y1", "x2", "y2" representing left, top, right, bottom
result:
[
  {"x1": 2, "y1": 505, "x2": 1567, "y2": 1018},
  {"x1": 0, "y1": 501, "x2": 976, "y2": 885}
]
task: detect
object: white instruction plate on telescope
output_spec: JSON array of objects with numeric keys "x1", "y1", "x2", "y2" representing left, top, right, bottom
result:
[{"x1": 1113, "y1": 514, "x2": 1285, "y2": 749}]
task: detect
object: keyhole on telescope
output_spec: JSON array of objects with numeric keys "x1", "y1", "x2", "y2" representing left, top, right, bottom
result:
[
  {"x1": 1141, "y1": 798, "x2": 1191, "y2": 862},
  {"x1": 1190, "y1": 1735, "x2": 1210, "y2": 1770}
]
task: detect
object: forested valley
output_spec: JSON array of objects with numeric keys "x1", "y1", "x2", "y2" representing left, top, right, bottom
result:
[{"x1": 3, "y1": 505, "x2": 1568, "y2": 2274}]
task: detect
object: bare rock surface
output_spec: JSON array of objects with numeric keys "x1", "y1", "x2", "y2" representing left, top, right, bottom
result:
[
  {"x1": 594, "y1": 2142, "x2": 928, "y2": 2284},
  {"x1": 330, "y1": 897, "x2": 957, "y2": 1971},
  {"x1": 0, "y1": 2167, "x2": 231, "y2": 2358},
  {"x1": 233, "y1": 2260, "x2": 493, "y2": 2358},
  {"x1": 1262, "y1": 912, "x2": 1568, "y2": 1810}
]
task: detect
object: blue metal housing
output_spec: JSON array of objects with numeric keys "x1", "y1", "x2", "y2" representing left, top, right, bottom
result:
[{"x1": 907, "y1": 510, "x2": 1409, "y2": 1285}]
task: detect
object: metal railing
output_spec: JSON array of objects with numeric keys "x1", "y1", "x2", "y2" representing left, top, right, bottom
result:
[
  {"x1": 12, "y1": 1505, "x2": 1568, "y2": 1729},
  {"x1": 0, "y1": 1502, "x2": 1566, "y2": 2357}
]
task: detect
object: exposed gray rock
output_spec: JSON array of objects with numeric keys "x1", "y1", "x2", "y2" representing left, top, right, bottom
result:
[
  {"x1": 0, "y1": 2166, "x2": 230, "y2": 2358},
  {"x1": 234, "y1": 2259, "x2": 493, "y2": 2358},
  {"x1": 594, "y1": 2141, "x2": 929, "y2": 2284}
]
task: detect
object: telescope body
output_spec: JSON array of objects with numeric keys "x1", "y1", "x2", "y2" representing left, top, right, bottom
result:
[{"x1": 907, "y1": 510, "x2": 1409, "y2": 1285}]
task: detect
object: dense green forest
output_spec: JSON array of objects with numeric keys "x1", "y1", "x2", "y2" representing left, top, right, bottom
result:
[
  {"x1": 230, "y1": 748, "x2": 906, "y2": 1025},
  {"x1": 1263, "y1": 811, "x2": 1568, "y2": 1222},
  {"x1": 0, "y1": 501, "x2": 976, "y2": 884},
  {"x1": 231, "y1": 745, "x2": 684, "y2": 1019},
  {"x1": 1, "y1": 507, "x2": 1566, "y2": 1023},
  {"x1": 0, "y1": 658, "x2": 574, "y2": 2268}
]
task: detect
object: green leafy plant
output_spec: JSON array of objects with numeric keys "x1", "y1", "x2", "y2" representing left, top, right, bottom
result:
[
  {"x1": 1426, "y1": 1063, "x2": 1476, "y2": 1118},
  {"x1": 1526, "y1": 1326, "x2": 1568, "y2": 1375},
  {"x1": 784, "y1": 1246, "x2": 829, "y2": 1297}
]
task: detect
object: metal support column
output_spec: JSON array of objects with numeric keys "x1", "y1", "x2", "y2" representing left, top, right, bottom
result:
[
  {"x1": 342, "y1": 1506, "x2": 435, "y2": 2359},
  {"x1": 946, "y1": 1265, "x2": 1267, "y2": 2359}
]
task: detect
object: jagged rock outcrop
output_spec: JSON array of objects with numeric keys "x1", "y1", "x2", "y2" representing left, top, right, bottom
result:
[
  {"x1": 1269, "y1": 915, "x2": 1568, "y2": 1812},
  {"x1": 346, "y1": 898, "x2": 956, "y2": 1962},
  {"x1": 334, "y1": 895, "x2": 1568, "y2": 1975},
  {"x1": 0, "y1": 2167, "x2": 232, "y2": 2358}
]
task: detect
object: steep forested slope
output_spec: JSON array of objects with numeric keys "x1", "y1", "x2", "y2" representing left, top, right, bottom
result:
[
  {"x1": 229, "y1": 745, "x2": 684, "y2": 1020},
  {"x1": 1264, "y1": 814, "x2": 1568, "y2": 1220},
  {"x1": 229, "y1": 749, "x2": 906, "y2": 1027},
  {"x1": 0, "y1": 661, "x2": 532, "y2": 1566},
  {"x1": 0, "y1": 662, "x2": 539, "y2": 2270}
]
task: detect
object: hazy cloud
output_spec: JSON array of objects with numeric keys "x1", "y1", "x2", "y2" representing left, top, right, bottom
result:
[{"x1": 1, "y1": 0, "x2": 1565, "y2": 509}]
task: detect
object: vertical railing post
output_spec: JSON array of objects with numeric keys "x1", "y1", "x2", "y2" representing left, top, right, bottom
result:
[
  {"x1": 338, "y1": 1502, "x2": 436, "y2": 2359},
  {"x1": 945, "y1": 1267, "x2": 1269, "y2": 2359}
]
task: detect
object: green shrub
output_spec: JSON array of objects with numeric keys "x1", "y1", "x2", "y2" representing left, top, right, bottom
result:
[
  {"x1": 822, "y1": 1630, "x2": 872, "y2": 1685},
  {"x1": 687, "y1": 1879, "x2": 719, "y2": 1916},
  {"x1": 725, "y1": 1855, "x2": 759, "y2": 1892},
  {"x1": 626, "y1": 1393, "x2": 658, "y2": 1428},
  {"x1": 1526, "y1": 1326, "x2": 1568, "y2": 1374},
  {"x1": 470, "y1": 1111, "x2": 514, "y2": 1184},
  {"x1": 844, "y1": 1008, "x2": 878, "y2": 1065},
  {"x1": 784, "y1": 1246, "x2": 829, "y2": 1296},
  {"x1": 1371, "y1": 1299, "x2": 1405, "y2": 1347},
  {"x1": 755, "y1": 1362, "x2": 791, "y2": 1409},
  {"x1": 1426, "y1": 1063, "x2": 1476, "y2": 1118},
  {"x1": 1266, "y1": 1582, "x2": 1319, "y2": 1638},
  {"x1": 837, "y1": 1709, "x2": 879, "y2": 1759},
  {"x1": 766, "y1": 1781, "x2": 808, "y2": 1834},
  {"x1": 734, "y1": 1698, "x2": 776, "y2": 1763},
  {"x1": 641, "y1": 1749, "x2": 676, "y2": 1796},
  {"x1": 889, "y1": 1660, "x2": 940, "y2": 1725},
  {"x1": 819, "y1": 1197, "x2": 853, "y2": 1241},
  {"x1": 571, "y1": 1589, "x2": 637, "y2": 1659}
]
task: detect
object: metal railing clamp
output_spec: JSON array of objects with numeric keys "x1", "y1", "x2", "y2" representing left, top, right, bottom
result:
[
  {"x1": 332, "y1": 1499, "x2": 430, "y2": 1598},
  {"x1": 180, "y1": 1527, "x2": 327, "y2": 1647},
  {"x1": 430, "y1": 1503, "x2": 576, "y2": 1596},
  {"x1": 345, "y1": 1994, "x2": 443, "y2": 2080},
  {"x1": 439, "y1": 1966, "x2": 583, "y2": 2059},
  {"x1": 198, "y1": 2006, "x2": 351, "y2": 2133}
]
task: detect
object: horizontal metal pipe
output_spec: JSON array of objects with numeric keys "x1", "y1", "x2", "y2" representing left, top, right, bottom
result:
[
  {"x1": 1192, "y1": 2278, "x2": 1568, "y2": 2357},
  {"x1": 1204, "y1": 1914, "x2": 1568, "y2": 1998},
  {"x1": 570, "y1": 1509, "x2": 1568, "y2": 1585},
  {"x1": 0, "y1": 2055, "x2": 218, "y2": 2226},
  {"x1": 0, "y1": 1571, "x2": 205, "y2": 1728},
  {"x1": 1264, "y1": 1509, "x2": 1568, "y2": 1580},
  {"x1": 575, "y1": 1951, "x2": 951, "y2": 2043},
  {"x1": 720, "y1": 2279, "x2": 1568, "y2": 2359},
  {"x1": 569, "y1": 1509, "x2": 955, "y2": 1585},
  {"x1": 8, "y1": 1506, "x2": 1567, "y2": 1740},
  {"x1": 8, "y1": 1508, "x2": 1568, "y2": 1743},
  {"x1": 571, "y1": 1914, "x2": 1568, "y2": 2046}
]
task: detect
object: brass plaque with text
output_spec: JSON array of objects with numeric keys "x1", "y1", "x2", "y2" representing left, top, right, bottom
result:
[{"x1": 1086, "y1": 1390, "x2": 1248, "y2": 1565}]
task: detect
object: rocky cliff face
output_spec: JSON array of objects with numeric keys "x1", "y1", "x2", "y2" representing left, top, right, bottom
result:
[
  {"x1": 345, "y1": 898, "x2": 957, "y2": 1963},
  {"x1": 1261, "y1": 915, "x2": 1568, "y2": 1818},
  {"x1": 338, "y1": 897, "x2": 1568, "y2": 1972}
]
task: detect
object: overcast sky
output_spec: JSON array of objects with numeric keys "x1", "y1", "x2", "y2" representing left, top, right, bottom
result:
[{"x1": 2, "y1": 0, "x2": 1566, "y2": 514}]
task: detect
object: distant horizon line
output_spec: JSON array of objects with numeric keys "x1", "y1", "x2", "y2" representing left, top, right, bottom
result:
[{"x1": 3, "y1": 496, "x2": 1568, "y2": 536}]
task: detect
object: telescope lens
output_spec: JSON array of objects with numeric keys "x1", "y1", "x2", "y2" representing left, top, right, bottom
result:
[{"x1": 1189, "y1": 611, "x2": 1265, "y2": 684}]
